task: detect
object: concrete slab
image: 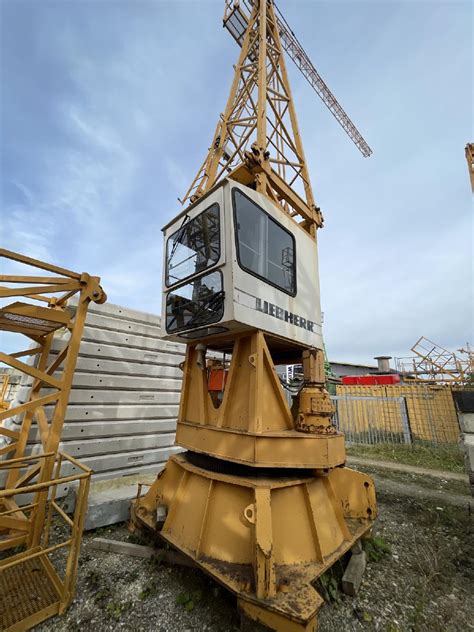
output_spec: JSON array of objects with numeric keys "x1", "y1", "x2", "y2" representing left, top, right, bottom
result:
[
  {"x1": 459, "y1": 413, "x2": 474, "y2": 434},
  {"x1": 72, "y1": 484, "x2": 138, "y2": 530},
  {"x1": 342, "y1": 551, "x2": 367, "y2": 596},
  {"x1": 463, "y1": 433, "x2": 474, "y2": 467},
  {"x1": 89, "y1": 537, "x2": 194, "y2": 567},
  {"x1": 64, "y1": 471, "x2": 162, "y2": 530}
]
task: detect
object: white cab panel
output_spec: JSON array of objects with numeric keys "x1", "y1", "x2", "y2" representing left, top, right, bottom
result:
[{"x1": 161, "y1": 179, "x2": 322, "y2": 350}]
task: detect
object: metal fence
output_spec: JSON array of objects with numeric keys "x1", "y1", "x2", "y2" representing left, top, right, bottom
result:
[
  {"x1": 331, "y1": 395, "x2": 412, "y2": 445},
  {"x1": 332, "y1": 384, "x2": 460, "y2": 446}
]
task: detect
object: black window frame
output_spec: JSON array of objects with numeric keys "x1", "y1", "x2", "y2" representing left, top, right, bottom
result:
[
  {"x1": 232, "y1": 188, "x2": 297, "y2": 297},
  {"x1": 180, "y1": 326, "x2": 229, "y2": 339},
  {"x1": 165, "y1": 202, "x2": 221, "y2": 288},
  {"x1": 165, "y1": 269, "x2": 225, "y2": 335}
]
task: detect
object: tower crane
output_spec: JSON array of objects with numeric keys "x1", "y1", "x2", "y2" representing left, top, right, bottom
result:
[
  {"x1": 183, "y1": 0, "x2": 372, "y2": 224},
  {"x1": 132, "y1": 3, "x2": 377, "y2": 631}
]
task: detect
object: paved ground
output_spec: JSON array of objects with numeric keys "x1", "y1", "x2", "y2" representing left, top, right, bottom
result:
[{"x1": 38, "y1": 466, "x2": 473, "y2": 632}]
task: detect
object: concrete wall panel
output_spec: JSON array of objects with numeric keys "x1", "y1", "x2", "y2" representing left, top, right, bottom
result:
[{"x1": 13, "y1": 301, "x2": 184, "y2": 486}]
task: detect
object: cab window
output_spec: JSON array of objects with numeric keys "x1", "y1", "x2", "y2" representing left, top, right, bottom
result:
[{"x1": 233, "y1": 189, "x2": 296, "y2": 295}]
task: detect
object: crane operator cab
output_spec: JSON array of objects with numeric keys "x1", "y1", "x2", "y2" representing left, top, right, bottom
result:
[{"x1": 163, "y1": 179, "x2": 323, "y2": 362}]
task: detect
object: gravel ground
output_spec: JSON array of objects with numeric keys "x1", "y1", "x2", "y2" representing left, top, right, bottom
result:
[{"x1": 36, "y1": 479, "x2": 473, "y2": 632}]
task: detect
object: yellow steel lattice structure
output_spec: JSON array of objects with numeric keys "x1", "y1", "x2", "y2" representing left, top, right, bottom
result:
[
  {"x1": 466, "y1": 143, "x2": 474, "y2": 192},
  {"x1": 183, "y1": 0, "x2": 324, "y2": 231},
  {"x1": 0, "y1": 375, "x2": 9, "y2": 412},
  {"x1": 0, "y1": 248, "x2": 105, "y2": 630},
  {"x1": 396, "y1": 336, "x2": 474, "y2": 385},
  {"x1": 0, "y1": 453, "x2": 91, "y2": 631}
]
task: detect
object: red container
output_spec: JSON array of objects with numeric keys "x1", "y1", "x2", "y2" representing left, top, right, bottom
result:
[
  {"x1": 208, "y1": 368, "x2": 228, "y2": 391},
  {"x1": 342, "y1": 374, "x2": 400, "y2": 386}
]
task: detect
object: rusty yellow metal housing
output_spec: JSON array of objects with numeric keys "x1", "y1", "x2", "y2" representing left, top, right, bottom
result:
[
  {"x1": 176, "y1": 333, "x2": 346, "y2": 469},
  {"x1": 132, "y1": 456, "x2": 376, "y2": 632},
  {"x1": 132, "y1": 333, "x2": 376, "y2": 631},
  {"x1": 133, "y1": 453, "x2": 375, "y2": 630}
]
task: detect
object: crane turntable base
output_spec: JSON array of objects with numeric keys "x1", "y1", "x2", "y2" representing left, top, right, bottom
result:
[{"x1": 131, "y1": 453, "x2": 376, "y2": 632}]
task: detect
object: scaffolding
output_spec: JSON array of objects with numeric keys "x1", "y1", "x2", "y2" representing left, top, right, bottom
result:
[
  {"x1": 395, "y1": 336, "x2": 473, "y2": 385},
  {"x1": 0, "y1": 248, "x2": 105, "y2": 630},
  {"x1": 0, "y1": 374, "x2": 9, "y2": 411}
]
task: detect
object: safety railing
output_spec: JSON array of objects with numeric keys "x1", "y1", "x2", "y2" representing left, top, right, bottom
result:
[{"x1": 0, "y1": 451, "x2": 91, "y2": 631}]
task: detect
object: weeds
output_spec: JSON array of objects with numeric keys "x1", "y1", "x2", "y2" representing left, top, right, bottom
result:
[
  {"x1": 94, "y1": 589, "x2": 110, "y2": 604},
  {"x1": 138, "y1": 578, "x2": 159, "y2": 600},
  {"x1": 316, "y1": 557, "x2": 348, "y2": 602},
  {"x1": 363, "y1": 536, "x2": 391, "y2": 562},
  {"x1": 106, "y1": 600, "x2": 131, "y2": 620},
  {"x1": 318, "y1": 572, "x2": 341, "y2": 603},
  {"x1": 175, "y1": 589, "x2": 203, "y2": 612},
  {"x1": 85, "y1": 569, "x2": 102, "y2": 590}
]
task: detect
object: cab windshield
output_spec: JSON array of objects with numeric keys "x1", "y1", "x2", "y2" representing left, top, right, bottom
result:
[
  {"x1": 166, "y1": 203, "x2": 220, "y2": 286},
  {"x1": 166, "y1": 270, "x2": 224, "y2": 333}
]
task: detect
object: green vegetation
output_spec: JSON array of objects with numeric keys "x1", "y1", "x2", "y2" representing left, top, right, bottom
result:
[
  {"x1": 363, "y1": 536, "x2": 391, "y2": 562},
  {"x1": 106, "y1": 600, "x2": 131, "y2": 620},
  {"x1": 318, "y1": 571, "x2": 341, "y2": 603},
  {"x1": 138, "y1": 578, "x2": 159, "y2": 600},
  {"x1": 315, "y1": 557, "x2": 348, "y2": 603},
  {"x1": 346, "y1": 442, "x2": 464, "y2": 473},
  {"x1": 175, "y1": 589, "x2": 203, "y2": 612},
  {"x1": 356, "y1": 465, "x2": 470, "y2": 497}
]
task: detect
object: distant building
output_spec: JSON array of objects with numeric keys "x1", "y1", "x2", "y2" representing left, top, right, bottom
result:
[{"x1": 329, "y1": 361, "x2": 378, "y2": 380}]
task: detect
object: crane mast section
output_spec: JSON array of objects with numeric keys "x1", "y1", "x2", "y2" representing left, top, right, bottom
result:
[{"x1": 182, "y1": 0, "x2": 321, "y2": 231}]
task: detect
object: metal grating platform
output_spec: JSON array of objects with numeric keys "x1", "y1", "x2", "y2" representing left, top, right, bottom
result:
[
  {"x1": 0, "y1": 557, "x2": 60, "y2": 630},
  {"x1": 0, "y1": 302, "x2": 68, "y2": 337}
]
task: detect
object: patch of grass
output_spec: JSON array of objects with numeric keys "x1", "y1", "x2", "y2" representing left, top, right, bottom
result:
[
  {"x1": 138, "y1": 578, "x2": 159, "y2": 600},
  {"x1": 85, "y1": 569, "x2": 102, "y2": 590},
  {"x1": 346, "y1": 442, "x2": 464, "y2": 473},
  {"x1": 94, "y1": 589, "x2": 110, "y2": 604},
  {"x1": 356, "y1": 465, "x2": 470, "y2": 496},
  {"x1": 406, "y1": 531, "x2": 447, "y2": 630},
  {"x1": 175, "y1": 590, "x2": 203, "y2": 611},
  {"x1": 363, "y1": 536, "x2": 391, "y2": 562},
  {"x1": 106, "y1": 600, "x2": 131, "y2": 620}
]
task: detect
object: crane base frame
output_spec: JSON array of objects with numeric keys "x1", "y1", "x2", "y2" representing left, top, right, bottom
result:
[
  {"x1": 131, "y1": 453, "x2": 376, "y2": 632},
  {"x1": 176, "y1": 332, "x2": 346, "y2": 469}
]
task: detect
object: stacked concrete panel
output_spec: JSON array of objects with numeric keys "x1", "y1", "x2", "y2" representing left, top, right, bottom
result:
[
  {"x1": 15, "y1": 302, "x2": 184, "y2": 487},
  {"x1": 456, "y1": 405, "x2": 474, "y2": 496}
]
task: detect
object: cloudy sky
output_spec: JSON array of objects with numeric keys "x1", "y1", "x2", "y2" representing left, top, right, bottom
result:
[{"x1": 1, "y1": 0, "x2": 472, "y2": 365}]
